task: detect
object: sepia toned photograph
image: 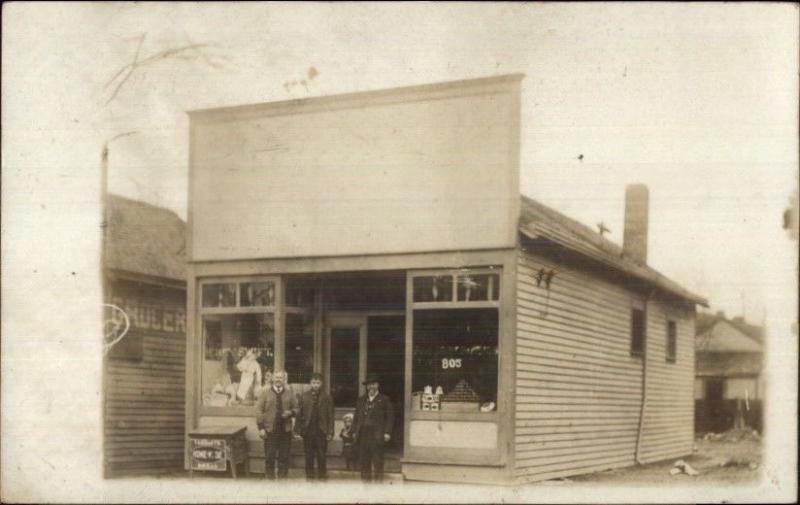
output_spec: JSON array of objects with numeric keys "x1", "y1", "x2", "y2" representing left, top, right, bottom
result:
[{"x1": 1, "y1": 2, "x2": 797, "y2": 503}]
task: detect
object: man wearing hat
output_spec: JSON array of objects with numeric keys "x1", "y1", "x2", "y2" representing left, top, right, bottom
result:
[
  {"x1": 352, "y1": 373, "x2": 394, "y2": 482},
  {"x1": 297, "y1": 372, "x2": 334, "y2": 481}
]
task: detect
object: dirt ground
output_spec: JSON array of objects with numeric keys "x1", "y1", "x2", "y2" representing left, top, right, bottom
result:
[{"x1": 570, "y1": 430, "x2": 763, "y2": 485}]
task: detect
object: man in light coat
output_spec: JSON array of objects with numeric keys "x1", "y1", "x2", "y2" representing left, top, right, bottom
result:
[{"x1": 255, "y1": 370, "x2": 299, "y2": 479}]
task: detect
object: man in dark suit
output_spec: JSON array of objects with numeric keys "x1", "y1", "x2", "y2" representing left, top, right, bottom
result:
[
  {"x1": 352, "y1": 374, "x2": 394, "y2": 482},
  {"x1": 297, "y1": 372, "x2": 334, "y2": 481}
]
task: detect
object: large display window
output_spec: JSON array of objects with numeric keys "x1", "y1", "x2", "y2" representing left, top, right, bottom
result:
[
  {"x1": 199, "y1": 277, "x2": 280, "y2": 411},
  {"x1": 410, "y1": 269, "x2": 500, "y2": 416}
]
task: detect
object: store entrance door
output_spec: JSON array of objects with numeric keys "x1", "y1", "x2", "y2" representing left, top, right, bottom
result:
[{"x1": 366, "y1": 315, "x2": 406, "y2": 455}]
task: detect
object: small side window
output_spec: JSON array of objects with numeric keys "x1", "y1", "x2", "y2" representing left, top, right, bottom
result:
[
  {"x1": 630, "y1": 309, "x2": 645, "y2": 356},
  {"x1": 666, "y1": 321, "x2": 677, "y2": 363}
]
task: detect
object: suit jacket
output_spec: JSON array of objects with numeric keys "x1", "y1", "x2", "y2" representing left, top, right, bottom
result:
[
  {"x1": 352, "y1": 392, "x2": 394, "y2": 443},
  {"x1": 255, "y1": 386, "x2": 299, "y2": 434},
  {"x1": 297, "y1": 389, "x2": 335, "y2": 437}
]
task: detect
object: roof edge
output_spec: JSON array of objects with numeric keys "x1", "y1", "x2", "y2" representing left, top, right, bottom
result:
[{"x1": 186, "y1": 73, "x2": 525, "y2": 121}]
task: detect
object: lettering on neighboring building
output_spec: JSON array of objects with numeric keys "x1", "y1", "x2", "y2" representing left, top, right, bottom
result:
[{"x1": 109, "y1": 296, "x2": 186, "y2": 334}]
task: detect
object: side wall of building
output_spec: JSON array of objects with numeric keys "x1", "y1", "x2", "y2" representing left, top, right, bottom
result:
[
  {"x1": 636, "y1": 300, "x2": 695, "y2": 463},
  {"x1": 104, "y1": 279, "x2": 187, "y2": 476},
  {"x1": 514, "y1": 249, "x2": 695, "y2": 482},
  {"x1": 514, "y1": 250, "x2": 643, "y2": 482}
]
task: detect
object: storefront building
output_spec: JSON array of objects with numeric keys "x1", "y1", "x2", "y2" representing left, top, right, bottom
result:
[{"x1": 184, "y1": 74, "x2": 706, "y2": 483}]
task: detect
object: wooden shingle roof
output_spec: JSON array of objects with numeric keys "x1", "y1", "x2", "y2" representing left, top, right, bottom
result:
[
  {"x1": 105, "y1": 194, "x2": 186, "y2": 281},
  {"x1": 519, "y1": 195, "x2": 707, "y2": 306}
]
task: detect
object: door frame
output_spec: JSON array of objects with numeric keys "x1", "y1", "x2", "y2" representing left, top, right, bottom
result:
[
  {"x1": 325, "y1": 312, "x2": 368, "y2": 401},
  {"x1": 324, "y1": 310, "x2": 405, "y2": 402}
]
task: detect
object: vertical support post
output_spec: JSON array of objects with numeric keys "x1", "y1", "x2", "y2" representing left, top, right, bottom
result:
[
  {"x1": 403, "y1": 271, "x2": 414, "y2": 460},
  {"x1": 275, "y1": 276, "x2": 285, "y2": 372},
  {"x1": 313, "y1": 279, "x2": 324, "y2": 375}
]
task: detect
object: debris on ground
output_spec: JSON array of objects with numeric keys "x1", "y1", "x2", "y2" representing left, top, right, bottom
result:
[
  {"x1": 671, "y1": 459, "x2": 699, "y2": 476},
  {"x1": 701, "y1": 428, "x2": 760, "y2": 443},
  {"x1": 715, "y1": 457, "x2": 759, "y2": 470}
]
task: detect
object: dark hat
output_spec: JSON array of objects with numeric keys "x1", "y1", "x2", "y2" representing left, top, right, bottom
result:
[
  {"x1": 362, "y1": 373, "x2": 380, "y2": 385},
  {"x1": 310, "y1": 372, "x2": 324, "y2": 381}
]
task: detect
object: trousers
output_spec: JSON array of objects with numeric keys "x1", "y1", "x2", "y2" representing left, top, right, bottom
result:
[
  {"x1": 303, "y1": 428, "x2": 328, "y2": 480},
  {"x1": 358, "y1": 426, "x2": 385, "y2": 482},
  {"x1": 263, "y1": 431, "x2": 291, "y2": 479}
]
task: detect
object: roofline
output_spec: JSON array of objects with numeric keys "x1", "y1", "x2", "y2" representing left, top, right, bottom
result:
[
  {"x1": 519, "y1": 232, "x2": 708, "y2": 306},
  {"x1": 697, "y1": 319, "x2": 765, "y2": 348},
  {"x1": 106, "y1": 268, "x2": 187, "y2": 288},
  {"x1": 108, "y1": 193, "x2": 185, "y2": 224},
  {"x1": 186, "y1": 73, "x2": 525, "y2": 122}
]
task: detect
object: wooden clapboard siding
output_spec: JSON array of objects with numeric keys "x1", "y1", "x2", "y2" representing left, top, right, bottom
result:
[
  {"x1": 514, "y1": 250, "x2": 643, "y2": 483},
  {"x1": 104, "y1": 280, "x2": 186, "y2": 477},
  {"x1": 513, "y1": 249, "x2": 696, "y2": 483},
  {"x1": 637, "y1": 301, "x2": 695, "y2": 463}
]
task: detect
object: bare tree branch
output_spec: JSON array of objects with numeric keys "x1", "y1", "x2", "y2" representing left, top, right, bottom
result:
[{"x1": 104, "y1": 34, "x2": 228, "y2": 106}]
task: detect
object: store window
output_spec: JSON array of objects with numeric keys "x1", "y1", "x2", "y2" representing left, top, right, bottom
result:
[
  {"x1": 410, "y1": 269, "x2": 500, "y2": 415},
  {"x1": 201, "y1": 313, "x2": 275, "y2": 407},
  {"x1": 202, "y1": 283, "x2": 237, "y2": 308},
  {"x1": 413, "y1": 275, "x2": 453, "y2": 302},
  {"x1": 200, "y1": 278, "x2": 278, "y2": 409}
]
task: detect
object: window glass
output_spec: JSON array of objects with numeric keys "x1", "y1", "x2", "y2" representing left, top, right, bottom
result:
[
  {"x1": 666, "y1": 320, "x2": 677, "y2": 363},
  {"x1": 285, "y1": 312, "x2": 314, "y2": 384},
  {"x1": 202, "y1": 313, "x2": 275, "y2": 407},
  {"x1": 456, "y1": 273, "x2": 500, "y2": 302},
  {"x1": 330, "y1": 327, "x2": 360, "y2": 407},
  {"x1": 202, "y1": 283, "x2": 236, "y2": 308},
  {"x1": 285, "y1": 280, "x2": 315, "y2": 308},
  {"x1": 240, "y1": 281, "x2": 276, "y2": 307},
  {"x1": 411, "y1": 308, "x2": 498, "y2": 413},
  {"x1": 630, "y1": 309, "x2": 645, "y2": 356},
  {"x1": 413, "y1": 275, "x2": 453, "y2": 303}
]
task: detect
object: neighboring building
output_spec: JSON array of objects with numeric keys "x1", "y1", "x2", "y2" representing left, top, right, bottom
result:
[
  {"x1": 183, "y1": 74, "x2": 706, "y2": 484},
  {"x1": 694, "y1": 312, "x2": 764, "y2": 433},
  {"x1": 103, "y1": 194, "x2": 187, "y2": 477}
]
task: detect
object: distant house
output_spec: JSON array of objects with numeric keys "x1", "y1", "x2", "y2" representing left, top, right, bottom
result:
[
  {"x1": 103, "y1": 194, "x2": 187, "y2": 477},
  {"x1": 694, "y1": 312, "x2": 764, "y2": 433}
]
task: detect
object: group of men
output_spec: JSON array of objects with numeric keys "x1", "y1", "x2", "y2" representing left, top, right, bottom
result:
[{"x1": 255, "y1": 371, "x2": 394, "y2": 482}]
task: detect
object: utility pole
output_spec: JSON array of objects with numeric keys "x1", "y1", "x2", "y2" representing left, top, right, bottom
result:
[{"x1": 100, "y1": 131, "x2": 137, "y2": 304}]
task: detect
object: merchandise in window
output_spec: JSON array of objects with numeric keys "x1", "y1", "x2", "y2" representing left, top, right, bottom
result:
[
  {"x1": 411, "y1": 308, "x2": 498, "y2": 413},
  {"x1": 201, "y1": 313, "x2": 275, "y2": 407},
  {"x1": 413, "y1": 275, "x2": 453, "y2": 303},
  {"x1": 240, "y1": 281, "x2": 276, "y2": 307},
  {"x1": 456, "y1": 273, "x2": 499, "y2": 302}
]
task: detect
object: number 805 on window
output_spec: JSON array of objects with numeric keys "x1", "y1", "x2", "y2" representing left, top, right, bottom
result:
[{"x1": 441, "y1": 358, "x2": 462, "y2": 369}]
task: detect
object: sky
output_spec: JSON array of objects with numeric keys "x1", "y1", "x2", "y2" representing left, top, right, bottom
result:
[
  {"x1": 1, "y1": 3, "x2": 798, "y2": 502},
  {"x1": 3, "y1": 2, "x2": 797, "y2": 320}
]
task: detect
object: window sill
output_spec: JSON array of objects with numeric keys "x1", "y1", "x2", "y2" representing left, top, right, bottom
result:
[
  {"x1": 409, "y1": 410, "x2": 499, "y2": 422},
  {"x1": 199, "y1": 406, "x2": 258, "y2": 417}
]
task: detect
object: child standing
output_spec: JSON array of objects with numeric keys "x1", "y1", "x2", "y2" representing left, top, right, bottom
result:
[{"x1": 340, "y1": 413, "x2": 357, "y2": 471}]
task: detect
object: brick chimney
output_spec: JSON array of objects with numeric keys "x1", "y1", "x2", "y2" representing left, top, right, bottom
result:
[{"x1": 623, "y1": 184, "x2": 649, "y2": 265}]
